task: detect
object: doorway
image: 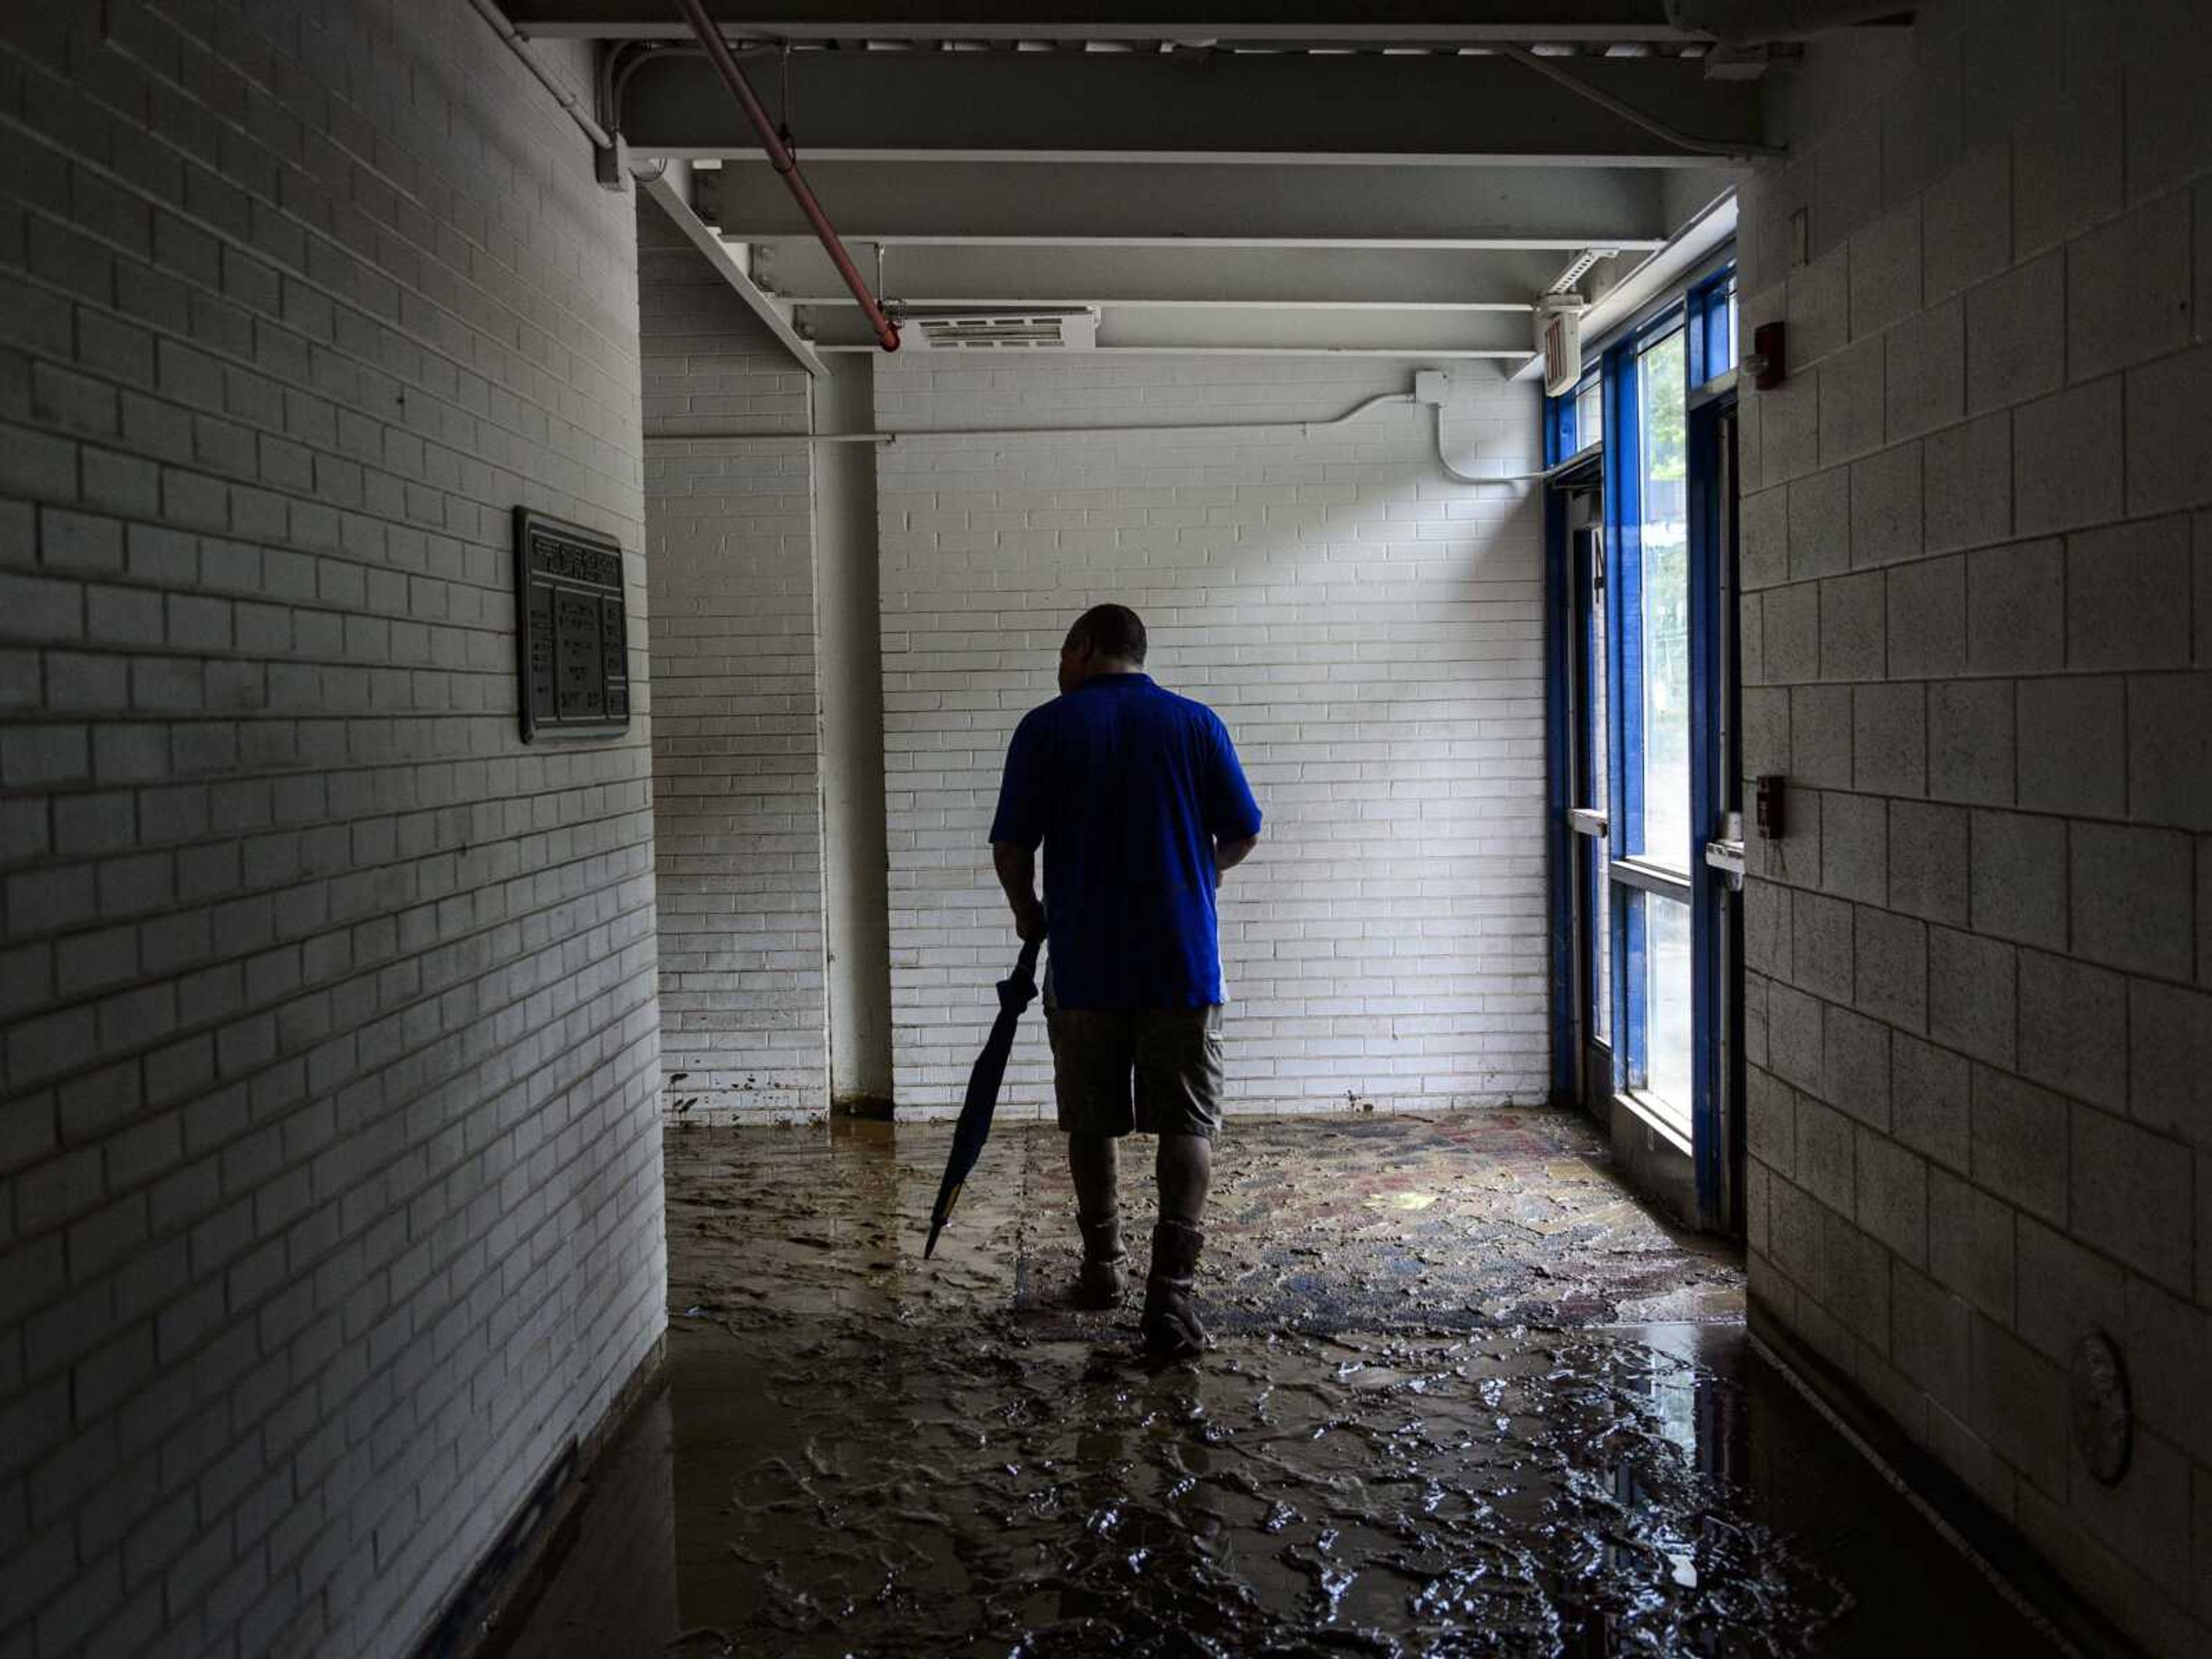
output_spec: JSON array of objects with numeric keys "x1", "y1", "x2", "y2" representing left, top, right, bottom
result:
[{"x1": 1548, "y1": 266, "x2": 1743, "y2": 1233}]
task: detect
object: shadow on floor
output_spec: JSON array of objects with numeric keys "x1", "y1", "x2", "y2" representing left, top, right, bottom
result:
[{"x1": 504, "y1": 1111, "x2": 2055, "y2": 1657}]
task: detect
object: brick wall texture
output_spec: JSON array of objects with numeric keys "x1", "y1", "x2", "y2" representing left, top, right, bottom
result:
[
  {"x1": 1735, "y1": 2, "x2": 2212, "y2": 1652},
  {"x1": 873, "y1": 358, "x2": 1551, "y2": 1118},
  {"x1": 637, "y1": 200, "x2": 824, "y2": 1122},
  {"x1": 0, "y1": 5, "x2": 665, "y2": 1656}
]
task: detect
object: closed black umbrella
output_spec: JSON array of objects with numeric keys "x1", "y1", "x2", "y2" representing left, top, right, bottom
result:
[{"x1": 924, "y1": 935, "x2": 1044, "y2": 1259}]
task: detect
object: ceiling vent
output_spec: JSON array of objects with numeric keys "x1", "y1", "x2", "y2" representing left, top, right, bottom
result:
[{"x1": 901, "y1": 306, "x2": 1100, "y2": 351}]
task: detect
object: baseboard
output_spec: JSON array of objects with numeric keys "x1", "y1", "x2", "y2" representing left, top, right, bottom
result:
[
  {"x1": 411, "y1": 1334, "x2": 668, "y2": 1659},
  {"x1": 1747, "y1": 1297, "x2": 2145, "y2": 1659}
]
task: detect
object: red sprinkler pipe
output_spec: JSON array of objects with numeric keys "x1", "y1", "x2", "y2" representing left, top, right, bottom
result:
[{"x1": 670, "y1": 0, "x2": 900, "y2": 351}]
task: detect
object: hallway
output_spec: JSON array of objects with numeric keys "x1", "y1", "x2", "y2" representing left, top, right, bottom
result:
[
  {"x1": 504, "y1": 1114, "x2": 2048, "y2": 1656},
  {"x1": 5, "y1": 4, "x2": 2209, "y2": 1654}
]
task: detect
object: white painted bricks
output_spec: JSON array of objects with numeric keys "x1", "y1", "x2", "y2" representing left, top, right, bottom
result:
[
  {"x1": 638, "y1": 201, "x2": 826, "y2": 1124},
  {"x1": 0, "y1": 5, "x2": 664, "y2": 1656},
  {"x1": 873, "y1": 357, "x2": 1550, "y2": 1120}
]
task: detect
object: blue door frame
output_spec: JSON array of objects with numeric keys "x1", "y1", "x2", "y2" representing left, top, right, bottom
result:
[
  {"x1": 1685, "y1": 267, "x2": 1741, "y2": 1231},
  {"x1": 1601, "y1": 334, "x2": 1647, "y2": 1100},
  {"x1": 1545, "y1": 453, "x2": 1612, "y2": 1111},
  {"x1": 1543, "y1": 263, "x2": 1740, "y2": 1233},
  {"x1": 1543, "y1": 459, "x2": 1577, "y2": 1104},
  {"x1": 1685, "y1": 384, "x2": 1738, "y2": 1227}
]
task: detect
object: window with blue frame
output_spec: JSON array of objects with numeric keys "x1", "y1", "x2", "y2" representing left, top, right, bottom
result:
[
  {"x1": 1630, "y1": 325, "x2": 1693, "y2": 1115},
  {"x1": 1633, "y1": 325, "x2": 1691, "y2": 873},
  {"x1": 1573, "y1": 374, "x2": 1601, "y2": 454},
  {"x1": 1586, "y1": 537, "x2": 1610, "y2": 1048},
  {"x1": 1548, "y1": 369, "x2": 1604, "y2": 463},
  {"x1": 1687, "y1": 268, "x2": 1738, "y2": 386},
  {"x1": 1547, "y1": 260, "x2": 1734, "y2": 1144}
]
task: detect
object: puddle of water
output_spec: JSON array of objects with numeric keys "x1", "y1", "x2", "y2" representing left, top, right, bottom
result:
[
  {"x1": 656, "y1": 1323, "x2": 1841, "y2": 1657},
  {"x1": 507, "y1": 1117, "x2": 2056, "y2": 1659}
]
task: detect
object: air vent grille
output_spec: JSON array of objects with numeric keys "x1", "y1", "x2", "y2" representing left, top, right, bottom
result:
[{"x1": 904, "y1": 308, "x2": 1100, "y2": 350}]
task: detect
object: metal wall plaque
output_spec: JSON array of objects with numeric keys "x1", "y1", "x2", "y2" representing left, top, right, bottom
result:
[{"x1": 515, "y1": 509, "x2": 630, "y2": 742}]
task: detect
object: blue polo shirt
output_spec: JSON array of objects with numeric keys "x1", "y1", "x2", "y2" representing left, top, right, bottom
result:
[{"x1": 989, "y1": 673, "x2": 1262, "y2": 1009}]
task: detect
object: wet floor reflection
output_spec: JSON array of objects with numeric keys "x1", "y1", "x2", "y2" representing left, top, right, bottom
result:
[{"x1": 507, "y1": 1115, "x2": 2054, "y2": 1657}]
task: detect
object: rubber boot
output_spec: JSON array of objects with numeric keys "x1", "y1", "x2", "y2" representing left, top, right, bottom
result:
[
  {"x1": 1141, "y1": 1219, "x2": 1207, "y2": 1358},
  {"x1": 1075, "y1": 1211, "x2": 1128, "y2": 1308}
]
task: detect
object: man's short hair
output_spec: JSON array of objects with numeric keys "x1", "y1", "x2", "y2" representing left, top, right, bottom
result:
[{"x1": 1066, "y1": 603, "x2": 1147, "y2": 664}]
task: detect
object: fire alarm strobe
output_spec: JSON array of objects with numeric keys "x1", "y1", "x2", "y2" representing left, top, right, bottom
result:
[{"x1": 1744, "y1": 321, "x2": 1787, "y2": 391}]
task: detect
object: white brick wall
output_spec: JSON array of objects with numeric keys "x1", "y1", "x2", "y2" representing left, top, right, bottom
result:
[
  {"x1": 1736, "y1": 3, "x2": 2212, "y2": 1652},
  {"x1": 637, "y1": 202, "x2": 825, "y2": 1123},
  {"x1": 874, "y1": 357, "x2": 1550, "y2": 1119},
  {"x1": 0, "y1": 5, "x2": 664, "y2": 1656}
]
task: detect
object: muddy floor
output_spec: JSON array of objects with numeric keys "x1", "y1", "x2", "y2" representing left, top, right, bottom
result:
[{"x1": 504, "y1": 1112, "x2": 2055, "y2": 1658}]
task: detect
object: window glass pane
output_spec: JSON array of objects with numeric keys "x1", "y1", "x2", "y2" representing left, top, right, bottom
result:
[
  {"x1": 1590, "y1": 839, "x2": 1611, "y2": 1043},
  {"x1": 1575, "y1": 378, "x2": 1601, "y2": 450},
  {"x1": 1584, "y1": 525, "x2": 1612, "y2": 1052},
  {"x1": 1645, "y1": 894, "x2": 1691, "y2": 1113},
  {"x1": 1721, "y1": 281, "x2": 1738, "y2": 372},
  {"x1": 1588, "y1": 532, "x2": 1608, "y2": 805},
  {"x1": 1637, "y1": 328, "x2": 1690, "y2": 870}
]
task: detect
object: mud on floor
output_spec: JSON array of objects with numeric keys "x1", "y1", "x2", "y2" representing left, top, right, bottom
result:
[
  {"x1": 666, "y1": 1109, "x2": 1743, "y2": 1338},
  {"x1": 506, "y1": 1111, "x2": 2054, "y2": 1658},
  {"x1": 1007, "y1": 1111, "x2": 1745, "y2": 1336}
]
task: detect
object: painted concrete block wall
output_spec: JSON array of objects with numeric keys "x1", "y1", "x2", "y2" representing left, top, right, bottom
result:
[
  {"x1": 1734, "y1": 2, "x2": 2212, "y2": 1651},
  {"x1": 0, "y1": 5, "x2": 664, "y2": 1656},
  {"x1": 875, "y1": 359, "x2": 1548, "y2": 1118},
  {"x1": 637, "y1": 200, "x2": 825, "y2": 1122}
]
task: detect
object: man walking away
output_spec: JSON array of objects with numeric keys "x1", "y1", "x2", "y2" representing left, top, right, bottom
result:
[{"x1": 988, "y1": 604, "x2": 1263, "y2": 1358}]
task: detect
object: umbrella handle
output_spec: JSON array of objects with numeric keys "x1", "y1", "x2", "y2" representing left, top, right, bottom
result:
[{"x1": 998, "y1": 936, "x2": 1043, "y2": 1009}]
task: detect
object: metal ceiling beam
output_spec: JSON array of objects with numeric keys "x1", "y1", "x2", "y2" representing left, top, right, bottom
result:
[
  {"x1": 747, "y1": 242, "x2": 1600, "y2": 307},
  {"x1": 816, "y1": 344, "x2": 1529, "y2": 361},
  {"x1": 641, "y1": 164, "x2": 828, "y2": 376},
  {"x1": 508, "y1": 2, "x2": 1691, "y2": 43},
  {"x1": 785, "y1": 296, "x2": 1537, "y2": 311},
  {"x1": 795, "y1": 302, "x2": 1537, "y2": 353},
  {"x1": 618, "y1": 51, "x2": 1770, "y2": 164},
  {"x1": 702, "y1": 160, "x2": 1671, "y2": 246},
  {"x1": 744, "y1": 233, "x2": 1666, "y2": 249}
]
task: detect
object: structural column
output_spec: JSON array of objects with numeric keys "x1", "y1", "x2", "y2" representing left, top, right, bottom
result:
[{"x1": 812, "y1": 357, "x2": 895, "y2": 1112}]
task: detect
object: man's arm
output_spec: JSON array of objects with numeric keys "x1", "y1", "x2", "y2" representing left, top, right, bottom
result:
[
  {"x1": 1214, "y1": 832, "x2": 1259, "y2": 885},
  {"x1": 988, "y1": 710, "x2": 1048, "y2": 943},
  {"x1": 1201, "y1": 711, "x2": 1263, "y2": 889},
  {"x1": 993, "y1": 842, "x2": 1047, "y2": 942}
]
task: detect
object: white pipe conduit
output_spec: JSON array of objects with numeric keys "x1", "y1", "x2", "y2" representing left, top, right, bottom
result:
[
  {"x1": 649, "y1": 385, "x2": 1550, "y2": 484},
  {"x1": 793, "y1": 389, "x2": 1417, "y2": 445},
  {"x1": 465, "y1": 0, "x2": 614, "y2": 149},
  {"x1": 1494, "y1": 44, "x2": 1785, "y2": 161}
]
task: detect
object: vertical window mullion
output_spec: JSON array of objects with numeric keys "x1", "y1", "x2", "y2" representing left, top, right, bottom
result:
[{"x1": 1601, "y1": 346, "x2": 1638, "y2": 1082}]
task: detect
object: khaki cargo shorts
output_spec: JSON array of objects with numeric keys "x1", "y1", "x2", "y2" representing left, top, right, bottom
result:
[{"x1": 1044, "y1": 997, "x2": 1225, "y2": 1141}]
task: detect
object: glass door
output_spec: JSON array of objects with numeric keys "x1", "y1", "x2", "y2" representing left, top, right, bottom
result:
[
  {"x1": 1562, "y1": 479, "x2": 1611, "y2": 1112},
  {"x1": 1691, "y1": 395, "x2": 1743, "y2": 1230},
  {"x1": 1613, "y1": 323, "x2": 1697, "y2": 1142},
  {"x1": 1549, "y1": 264, "x2": 1743, "y2": 1233},
  {"x1": 1687, "y1": 270, "x2": 1744, "y2": 1233}
]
